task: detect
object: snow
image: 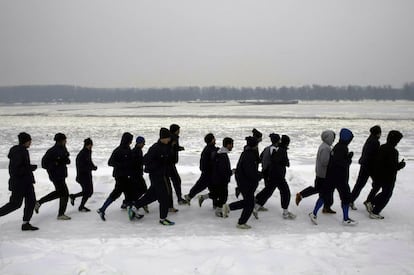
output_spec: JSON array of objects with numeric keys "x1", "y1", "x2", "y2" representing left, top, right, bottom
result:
[{"x1": 1, "y1": 101, "x2": 414, "y2": 275}]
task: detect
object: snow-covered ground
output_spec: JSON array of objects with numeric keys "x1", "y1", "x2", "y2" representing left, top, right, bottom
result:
[{"x1": 0, "y1": 101, "x2": 413, "y2": 274}]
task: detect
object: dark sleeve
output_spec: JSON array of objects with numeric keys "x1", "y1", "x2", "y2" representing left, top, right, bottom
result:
[{"x1": 241, "y1": 152, "x2": 260, "y2": 183}]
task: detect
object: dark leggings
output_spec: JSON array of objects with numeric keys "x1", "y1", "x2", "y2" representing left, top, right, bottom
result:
[
  {"x1": 38, "y1": 179, "x2": 69, "y2": 216},
  {"x1": 0, "y1": 184, "x2": 36, "y2": 222}
]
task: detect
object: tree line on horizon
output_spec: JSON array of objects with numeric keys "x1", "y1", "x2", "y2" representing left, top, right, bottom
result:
[{"x1": 0, "y1": 84, "x2": 413, "y2": 103}]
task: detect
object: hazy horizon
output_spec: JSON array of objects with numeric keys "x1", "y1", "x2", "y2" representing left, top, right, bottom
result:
[{"x1": 1, "y1": 0, "x2": 413, "y2": 88}]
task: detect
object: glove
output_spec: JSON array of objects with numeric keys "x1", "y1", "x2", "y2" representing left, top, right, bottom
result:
[
  {"x1": 398, "y1": 159, "x2": 406, "y2": 170},
  {"x1": 93, "y1": 165, "x2": 98, "y2": 171},
  {"x1": 31, "y1": 164, "x2": 38, "y2": 171},
  {"x1": 348, "y1": 152, "x2": 354, "y2": 159}
]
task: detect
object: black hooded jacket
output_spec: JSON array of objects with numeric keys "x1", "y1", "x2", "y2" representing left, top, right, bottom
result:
[
  {"x1": 8, "y1": 145, "x2": 36, "y2": 191},
  {"x1": 358, "y1": 134, "x2": 380, "y2": 172},
  {"x1": 76, "y1": 147, "x2": 97, "y2": 184},
  {"x1": 42, "y1": 143, "x2": 70, "y2": 181},
  {"x1": 108, "y1": 133, "x2": 133, "y2": 178},
  {"x1": 235, "y1": 146, "x2": 261, "y2": 190},
  {"x1": 373, "y1": 132, "x2": 404, "y2": 183},
  {"x1": 143, "y1": 140, "x2": 172, "y2": 177},
  {"x1": 326, "y1": 140, "x2": 353, "y2": 185}
]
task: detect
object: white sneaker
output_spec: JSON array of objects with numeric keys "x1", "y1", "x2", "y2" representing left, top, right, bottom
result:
[
  {"x1": 369, "y1": 213, "x2": 384, "y2": 220},
  {"x1": 343, "y1": 218, "x2": 358, "y2": 226},
  {"x1": 364, "y1": 201, "x2": 373, "y2": 213},
  {"x1": 184, "y1": 194, "x2": 191, "y2": 206},
  {"x1": 283, "y1": 211, "x2": 296, "y2": 220},
  {"x1": 309, "y1": 212, "x2": 317, "y2": 225},
  {"x1": 57, "y1": 214, "x2": 71, "y2": 220},
  {"x1": 350, "y1": 202, "x2": 357, "y2": 210},
  {"x1": 34, "y1": 202, "x2": 41, "y2": 214},
  {"x1": 236, "y1": 223, "x2": 251, "y2": 229},
  {"x1": 222, "y1": 204, "x2": 230, "y2": 218},
  {"x1": 215, "y1": 208, "x2": 223, "y2": 217}
]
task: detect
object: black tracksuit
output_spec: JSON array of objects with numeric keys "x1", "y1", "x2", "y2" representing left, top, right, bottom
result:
[
  {"x1": 72, "y1": 147, "x2": 97, "y2": 208},
  {"x1": 130, "y1": 145, "x2": 147, "y2": 202},
  {"x1": 188, "y1": 143, "x2": 218, "y2": 199},
  {"x1": 351, "y1": 135, "x2": 380, "y2": 203},
  {"x1": 210, "y1": 148, "x2": 233, "y2": 208},
  {"x1": 134, "y1": 140, "x2": 172, "y2": 219},
  {"x1": 326, "y1": 140, "x2": 353, "y2": 205},
  {"x1": 39, "y1": 143, "x2": 71, "y2": 216},
  {"x1": 368, "y1": 139, "x2": 404, "y2": 215},
  {"x1": 0, "y1": 145, "x2": 37, "y2": 222},
  {"x1": 229, "y1": 146, "x2": 261, "y2": 225},
  {"x1": 168, "y1": 133, "x2": 184, "y2": 203},
  {"x1": 264, "y1": 144, "x2": 291, "y2": 209},
  {"x1": 107, "y1": 137, "x2": 134, "y2": 202}
]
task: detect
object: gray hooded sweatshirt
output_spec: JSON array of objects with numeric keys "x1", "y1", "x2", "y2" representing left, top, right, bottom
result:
[{"x1": 315, "y1": 130, "x2": 335, "y2": 178}]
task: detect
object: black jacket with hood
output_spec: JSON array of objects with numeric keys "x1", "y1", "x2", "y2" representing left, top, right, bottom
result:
[{"x1": 108, "y1": 133, "x2": 133, "y2": 178}]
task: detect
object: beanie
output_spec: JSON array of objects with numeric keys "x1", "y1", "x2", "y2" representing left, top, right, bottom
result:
[
  {"x1": 84, "y1": 137, "x2": 93, "y2": 146},
  {"x1": 136, "y1": 136, "x2": 145, "y2": 144},
  {"x1": 281, "y1": 135, "x2": 290, "y2": 147},
  {"x1": 252, "y1": 128, "x2": 263, "y2": 140},
  {"x1": 370, "y1": 125, "x2": 382, "y2": 136},
  {"x1": 386, "y1": 130, "x2": 403, "y2": 146},
  {"x1": 170, "y1": 124, "x2": 180, "y2": 134},
  {"x1": 54, "y1": 133, "x2": 67, "y2": 142},
  {"x1": 18, "y1": 132, "x2": 31, "y2": 145},
  {"x1": 269, "y1": 133, "x2": 280, "y2": 144},
  {"x1": 339, "y1": 128, "x2": 354, "y2": 142},
  {"x1": 204, "y1": 133, "x2": 215, "y2": 144},
  {"x1": 159, "y1": 128, "x2": 171, "y2": 139},
  {"x1": 245, "y1": 136, "x2": 259, "y2": 147}
]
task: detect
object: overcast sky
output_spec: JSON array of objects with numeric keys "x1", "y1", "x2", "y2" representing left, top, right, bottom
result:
[{"x1": 0, "y1": 0, "x2": 413, "y2": 88}]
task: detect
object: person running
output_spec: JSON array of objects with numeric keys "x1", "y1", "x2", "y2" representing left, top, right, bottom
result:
[
  {"x1": 184, "y1": 133, "x2": 218, "y2": 204},
  {"x1": 254, "y1": 133, "x2": 280, "y2": 213},
  {"x1": 169, "y1": 124, "x2": 187, "y2": 205},
  {"x1": 222, "y1": 136, "x2": 261, "y2": 229},
  {"x1": 97, "y1": 132, "x2": 134, "y2": 221},
  {"x1": 128, "y1": 128, "x2": 175, "y2": 225},
  {"x1": 365, "y1": 130, "x2": 405, "y2": 219},
  {"x1": 309, "y1": 128, "x2": 357, "y2": 226},
  {"x1": 0, "y1": 132, "x2": 39, "y2": 231},
  {"x1": 296, "y1": 130, "x2": 336, "y2": 214},
  {"x1": 235, "y1": 128, "x2": 263, "y2": 198},
  {"x1": 267, "y1": 135, "x2": 296, "y2": 219},
  {"x1": 128, "y1": 136, "x2": 148, "y2": 210},
  {"x1": 198, "y1": 137, "x2": 234, "y2": 217},
  {"x1": 36, "y1": 133, "x2": 71, "y2": 220},
  {"x1": 69, "y1": 138, "x2": 97, "y2": 212},
  {"x1": 350, "y1": 125, "x2": 381, "y2": 210}
]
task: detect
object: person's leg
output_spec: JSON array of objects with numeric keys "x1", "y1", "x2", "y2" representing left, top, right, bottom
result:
[
  {"x1": 0, "y1": 190, "x2": 24, "y2": 217},
  {"x1": 23, "y1": 184, "x2": 36, "y2": 222},
  {"x1": 351, "y1": 165, "x2": 370, "y2": 203},
  {"x1": 372, "y1": 181, "x2": 395, "y2": 215}
]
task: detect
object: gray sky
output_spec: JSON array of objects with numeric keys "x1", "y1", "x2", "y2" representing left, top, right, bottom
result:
[{"x1": 0, "y1": 0, "x2": 413, "y2": 88}]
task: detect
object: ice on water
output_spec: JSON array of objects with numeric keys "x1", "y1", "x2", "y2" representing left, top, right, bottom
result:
[{"x1": 0, "y1": 101, "x2": 413, "y2": 274}]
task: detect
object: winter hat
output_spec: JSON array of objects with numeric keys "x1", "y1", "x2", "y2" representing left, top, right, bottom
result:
[
  {"x1": 370, "y1": 125, "x2": 382, "y2": 136},
  {"x1": 252, "y1": 128, "x2": 263, "y2": 141},
  {"x1": 339, "y1": 128, "x2": 354, "y2": 142},
  {"x1": 159, "y1": 128, "x2": 171, "y2": 139},
  {"x1": 223, "y1": 137, "x2": 234, "y2": 147},
  {"x1": 120, "y1": 132, "x2": 133, "y2": 145},
  {"x1": 245, "y1": 136, "x2": 259, "y2": 147},
  {"x1": 386, "y1": 130, "x2": 403, "y2": 146},
  {"x1": 204, "y1": 133, "x2": 215, "y2": 144},
  {"x1": 170, "y1": 124, "x2": 180, "y2": 134},
  {"x1": 84, "y1": 137, "x2": 93, "y2": 146},
  {"x1": 18, "y1": 132, "x2": 31, "y2": 144},
  {"x1": 281, "y1": 135, "x2": 290, "y2": 147},
  {"x1": 136, "y1": 136, "x2": 145, "y2": 144},
  {"x1": 54, "y1": 133, "x2": 67, "y2": 142},
  {"x1": 269, "y1": 133, "x2": 280, "y2": 144}
]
